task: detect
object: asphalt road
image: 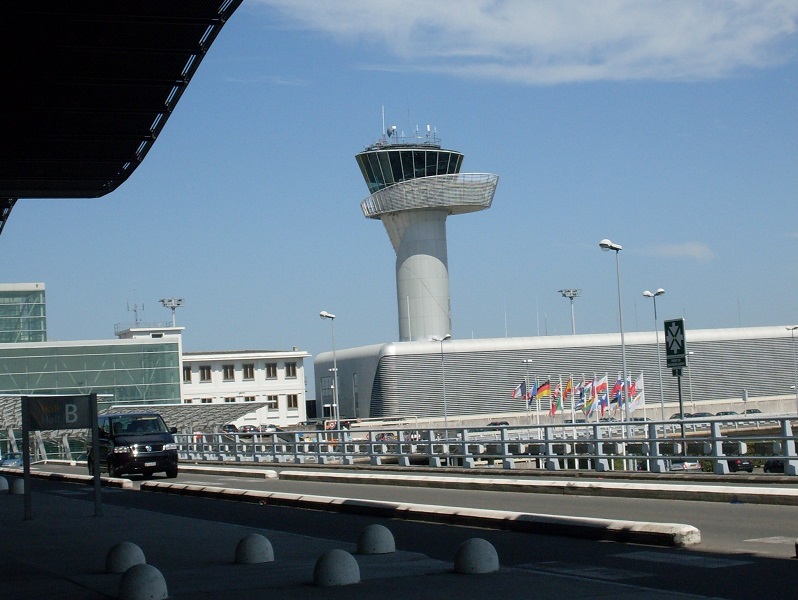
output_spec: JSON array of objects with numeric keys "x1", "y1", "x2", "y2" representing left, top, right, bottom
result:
[{"x1": 26, "y1": 467, "x2": 795, "y2": 600}]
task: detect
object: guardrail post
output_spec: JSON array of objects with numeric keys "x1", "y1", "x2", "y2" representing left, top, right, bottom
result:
[
  {"x1": 709, "y1": 422, "x2": 729, "y2": 474},
  {"x1": 781, "y1": 420, "x2": 798, "y2": 476},
  {"x1": 646, "y1": 423, "x2": 667, "y2": 472},
  {"x1": 593, "y1": 425, "x2": 610, "y2": 472},
  {"x1": 501, "y1": 427, "x2": 514, "y2": 469},
  {"x1": 544, "y1": 426, "x2": 560, "y2": 470}
]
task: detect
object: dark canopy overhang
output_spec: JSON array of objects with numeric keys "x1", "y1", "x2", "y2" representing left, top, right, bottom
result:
[{"x1": 0, "y1": 0, "x2": 243, "y2": 234}]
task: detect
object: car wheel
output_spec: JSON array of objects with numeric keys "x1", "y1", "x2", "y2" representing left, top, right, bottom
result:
[
  {"x1": 165, "y1": 467, "x2": 178, "y2": 479},
  {"x1": 142, "y1": 470, "x2": 154, "y2": 479},
  {"x1": 107, "y1": 461, "x2": 121, "y2": 478}
]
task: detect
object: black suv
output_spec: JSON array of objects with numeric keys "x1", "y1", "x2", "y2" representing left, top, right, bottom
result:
[{"x1": 87, "y1": 412, "x2": 178, "y2": 478}]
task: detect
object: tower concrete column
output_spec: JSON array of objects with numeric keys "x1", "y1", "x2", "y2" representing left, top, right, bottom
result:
[{"x1": 382, "y1": 209, "x2": 450, "y2": 341}]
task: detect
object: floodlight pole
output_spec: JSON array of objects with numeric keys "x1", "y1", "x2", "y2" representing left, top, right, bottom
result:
[
  {"x1": 160, "y1": 298, "x2": 184, "y2": 327},
  {"x1": 558, "y1": 289, "x2": 581, "y2": 334}
]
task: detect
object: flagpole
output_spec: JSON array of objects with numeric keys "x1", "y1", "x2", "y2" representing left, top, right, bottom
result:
[{"x1": 535, "y1": 376, "x2": 540, "y2": 428}]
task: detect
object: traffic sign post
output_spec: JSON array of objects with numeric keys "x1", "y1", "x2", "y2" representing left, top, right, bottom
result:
[
  {"x1": 20, "y1": 394, "x2": 100, "y2": 519},
  {"x1": 665, "y1": 318, "x2": 687, "y2": 369},
  {"x1": 664, "y1": 319, "x2": 688, "y2": 449}
]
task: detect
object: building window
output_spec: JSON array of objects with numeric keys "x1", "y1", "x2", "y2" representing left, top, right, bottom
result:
[
  {"x1": 223, "y1": 364, "x2": 235, "y2": 381},
  {"x1": 201, "y1": 398, "x2": 212, "y2": 404},
  {"x1": 265, "y1": 363, "x2": 277, "y2": 379},
  {"x1": 185, "y1": 398, "x2": 193, "y2": 404},
  {"x1": 224, "y1": 397, "x2": 235, "y2": 403},
  {"x1": 287, "y1": 394, "x2": 299, "y2": 409},
  {"x1": 182, "y1": 366, "x2": 192, "y2": 382},
  {"x1": 243, "y1": 364, "x2": 255, "y2": 380},
  {"x1": 199, "y1": 366, "x2": 211, "y2": 382},
  {"x1": 285, "y1": 362, "x2": 297, "y2": 378},
  {"x1": 244, "y1": 396, "x2": 255, "y2": 402},
  {"x1": 266, "y1": 395, "x2": 278, "y2": 409}
]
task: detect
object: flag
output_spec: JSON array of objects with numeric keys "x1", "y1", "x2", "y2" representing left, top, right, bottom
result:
[
  {"x1": 563, "y1": 377, "x2": 573, "y2": 402},
  {"x1": 610, "y1": 377, "x2": 623, "y2": 403},
  {"x1": 527, "y1": 381, "x2": 538, "y2": 408},
  {"x1": 573, "y1": 381, "x2": 585, "y2": 410},
  {"x1": 628, "y1": 373, "x2": 645, "y2": 414},
  {"x1": 511, "y1": 381, "x2": 527, "y2": 399},
  {"x1": 627, "y1": 374, "x2": 639, "y2": 398},
  {"x1": 537, "y1": 380, "x2": 551, "y2": 398},
  {"x1": 550, "y1": 380, "x2": 563, "y2": 416},
  {"x1": 599, "y1": 391, "x2": 609, "y2": 416},
  {"x1": 582, "y1": 380, "x2": 595, "y2": 415}
]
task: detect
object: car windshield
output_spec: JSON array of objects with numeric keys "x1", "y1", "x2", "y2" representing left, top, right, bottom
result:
[{"x1": 111, "y1": 415, "x2": 168, "y2": 435}]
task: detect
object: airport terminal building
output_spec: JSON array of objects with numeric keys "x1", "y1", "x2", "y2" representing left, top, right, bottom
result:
[{"x1": 314, "y1": 325, "x2": 797, "y2": 423}]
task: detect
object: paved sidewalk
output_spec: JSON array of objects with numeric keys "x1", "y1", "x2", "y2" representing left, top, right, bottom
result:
[{"x1": 0, "y1": 477, "x2": 719, "y2": 599}]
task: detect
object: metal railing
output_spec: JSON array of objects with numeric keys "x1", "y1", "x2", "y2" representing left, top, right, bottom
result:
[
  {"x1": 171, "y1": 416, "x2": 798, "y2": 476},
  {"x1": 3, "y1": 416, "x2": 794, "y2": 476}
]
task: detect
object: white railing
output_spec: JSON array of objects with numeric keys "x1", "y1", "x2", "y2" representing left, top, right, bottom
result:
[{"x1": 170, "y1": 416, "x2": 798, "y2": 476}]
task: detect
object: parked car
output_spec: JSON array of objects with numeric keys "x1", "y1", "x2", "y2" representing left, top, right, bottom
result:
[
  {"x1": 763, "y1": 459, "x2": 785, "y2": 473},
  {"x1": 715, "y1": 411, "x2": 738, "y2": 417},
  {"x1": 0, "y1": 451, "x2": 23, "y2": 467},
  {"x1": 239, "y1": 425, "x2": 258, "y2": 435},
  {"x1": 487, "y1": 420, "x2": 509, "y2": 427},
  {"x1": 669, "y1": 413, "x2": 692, "y2": 419},
  {"x1": 86, "y1": 412, "x2": 178, "y2": 478},
  {"x1": 689, "y1": 412, "x2": 714, "y2": 419},
  {"x1": 744, "y1": 408, "x2": 763, "y2": 415},
  {"x1": 221, "y1": 424, "x2": 238, "y2": 433},
  {"x1": 727, "y1": 457, "x2": 753, "y2": 473},
  {"x1": 669, "y1": 459, "x2": 702, "y2": 472},
  {"x1": 259, "y1": 424, "x2": 277, "y2": 433}
]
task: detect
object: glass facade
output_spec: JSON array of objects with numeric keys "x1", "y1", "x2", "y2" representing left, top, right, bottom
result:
[
  {"x1": 356, "y1": 145, "x2": 464, "y2": 194},
  {"x1": 0, "y1": 284, "x2": 46, "y2": 343},
  {"x1": 0, "y1": 339, "x2": 181, "y2": 411}
]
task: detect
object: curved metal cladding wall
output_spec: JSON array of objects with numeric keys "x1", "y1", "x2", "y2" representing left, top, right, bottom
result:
[{"x1": 368, "y1": 330, "x2": 794, "y2": 419}]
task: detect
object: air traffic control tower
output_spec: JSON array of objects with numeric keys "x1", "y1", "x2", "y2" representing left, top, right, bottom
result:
[{"x1": 357, "y1": 126, "x2": 498, "y2": 342}]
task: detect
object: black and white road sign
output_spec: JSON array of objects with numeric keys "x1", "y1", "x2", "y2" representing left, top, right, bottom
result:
[{"x1": 665, "y1": 318, "x2": 686, "y2": 369}]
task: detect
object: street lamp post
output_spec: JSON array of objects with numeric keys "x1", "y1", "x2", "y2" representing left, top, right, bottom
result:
[
  {"x1": 788, "y1": 326, "x2": 798, "y2": 415},
  {"x1": 431, "y1": 334, "x2": 452, "y2": 431},
  {"x1": 643, "y1": 288, "x2": 666, "y2": 420},
  {"x1": 319, "y1": 311, "x2": 340, "y2": 427},
  {"x1": 599, "y1": 239, "x2": 629, "y2": 422},
  {"x1": 687, "y1": 351, "x2": 695, "y2": 412},
  {"x1": 558, "y1": 289, "x2": 581, "y2": 334}
]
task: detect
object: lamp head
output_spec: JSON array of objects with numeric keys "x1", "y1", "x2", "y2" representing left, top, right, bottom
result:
[
  {"x1": 319, "y1": 311, "x2": 335, "y2": 320},
  {"x1": 599, "y1": 238, "x2": 621, "y2": 252}
]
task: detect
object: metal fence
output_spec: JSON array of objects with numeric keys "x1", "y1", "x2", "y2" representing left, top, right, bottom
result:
[
  {"x1": 2, "y1": 416, "x2": 795, "y2": 476},
  {"x1": 172, "y1": 416, "x2": 798, "y2": 476}
]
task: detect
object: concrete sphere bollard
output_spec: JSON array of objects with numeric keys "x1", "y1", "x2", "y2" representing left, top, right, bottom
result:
[
  {"x1": 234, "y1": 533, "x2": 274, "y2": 564},
  {"x1": 313, "y1": 548, "x2": 360, "y2": 587},
  {"x1": 454, "y1": 538, "x2": 500, "y2": 574},
  {"x1": 357, "y1": 524, "x2": 395, "y2": 555},
  {"x1": 0, "y1": 476, "x2": 8, "y2": 492},
  {"x1": 118, "y1": 564, "x2": 168, "y2": 600},
  {"x1": 10, "y1": 478, "x2": 25, "y2": 495},
  {"x1": 105, "y1": 541, "x2": 146, "y2": 574}
]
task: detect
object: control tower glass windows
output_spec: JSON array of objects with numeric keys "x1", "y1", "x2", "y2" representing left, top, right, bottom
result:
[
  {"x1": 356, "y1": 147, "x2": 465, "y2": 194},
  {"x1": 378, "y1": 152, "x2": 394, "y2": 187}
]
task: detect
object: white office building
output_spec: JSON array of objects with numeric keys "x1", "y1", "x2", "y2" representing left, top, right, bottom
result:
[{"x1": 180, "y1": 349, "x2": 309, "y2": 428}]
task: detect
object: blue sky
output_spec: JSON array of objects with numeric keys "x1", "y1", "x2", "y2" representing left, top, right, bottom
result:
[{"x1": 3, "y1": 1, "x2": 797, "y2": 393}]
